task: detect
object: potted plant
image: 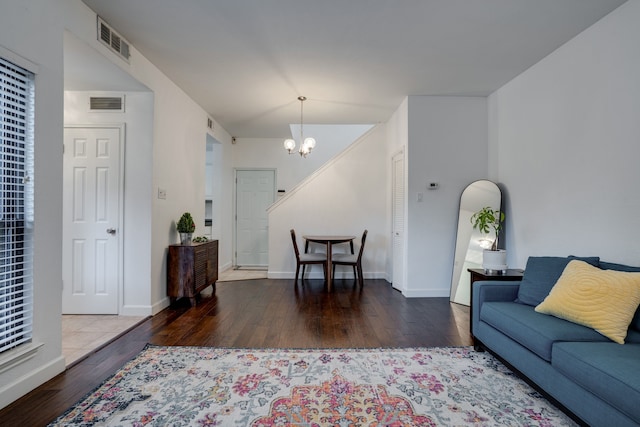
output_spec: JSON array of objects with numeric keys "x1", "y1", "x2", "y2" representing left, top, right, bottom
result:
[
  {"x1": 471, "y1": 206, "x2": 507, "y2": 272},
  {"x1": 177, "y1": 212, "x2": 195, "y2": 244}
]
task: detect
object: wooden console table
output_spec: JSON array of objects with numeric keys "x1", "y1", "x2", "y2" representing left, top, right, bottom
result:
[
  {"x1": 167, "y1": 240, "x2": 218, "y2": 306},
  {"x1": 468, "y1": 268, "x2": 524, "y2": 348}
]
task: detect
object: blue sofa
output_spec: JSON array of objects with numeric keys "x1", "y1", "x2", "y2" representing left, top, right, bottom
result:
[{"x1": 472, "y1": 256, "x2": 640, "y2": 427}]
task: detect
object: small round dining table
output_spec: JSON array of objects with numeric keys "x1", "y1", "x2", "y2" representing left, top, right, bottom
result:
[{"x1": 303, "y1": 235, "x2": 356, "y2": 291}]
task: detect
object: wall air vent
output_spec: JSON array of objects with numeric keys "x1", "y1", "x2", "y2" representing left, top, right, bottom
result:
[
  {"x1": 90, "y1": 96, "x2": 124, "y2": 112},
  {"x1": 97, "y1": 16, "x2": 130, "y2": 63}
]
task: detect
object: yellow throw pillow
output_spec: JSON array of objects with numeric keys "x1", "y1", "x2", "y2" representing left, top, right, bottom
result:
[{"x1": 535, "y1": 260, "x2": 640, "y2": 344}]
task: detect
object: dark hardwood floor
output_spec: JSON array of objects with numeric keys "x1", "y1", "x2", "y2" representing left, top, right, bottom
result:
[{"x1": 0, "y1": 279, "x2": 471, "y2": 426}]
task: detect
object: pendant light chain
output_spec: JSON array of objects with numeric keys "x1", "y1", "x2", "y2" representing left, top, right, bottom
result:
[{"x1": 299, "y1": 96, "x2": 305, "y2": 156}]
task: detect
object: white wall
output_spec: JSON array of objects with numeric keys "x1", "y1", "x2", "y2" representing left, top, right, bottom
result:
[
  {"x1": 141, "y1": 66, "x2": 229, "y2": 307},
  {"x1": 204, "y1": 132, "x2": 234, "y2": 271},
  {"x1": 232, "y1": 124, "x2": 373, "y2": 195},
  {"x1": 212, "y1": 131, "x2": 235, "y2": 271},
  {"x1": 491, "y1": 0, "x2": 640, "y2": 268},
  {"x1": 268, "y1": 125, "x2": 388, "y2": 279},
  {"x1": 64, "y1": 91, "x2": 154, "y2": 315},
  {"x1": 62, "y1": 1, "x2": 235, "y2": 311},
  {"x1": 0, "y1": 0, "x2": 66, "y2": 410},
  {"x1": 405, "y1": 96, "x2": 488, "y2": 297}
]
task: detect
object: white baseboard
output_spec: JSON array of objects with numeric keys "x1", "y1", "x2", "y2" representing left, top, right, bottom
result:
[
  {"x1": 120, "y1": 304, "x2": 154, "y2": 317},
  {"x1": 267, "y1": 271, "x2": 387, "y2": 280},
  {"x1": 0, "y1": 354, "x2": 65, "y2": 410},
  {"x1": 218, "y1": 261, "x2": 233, "y2": 272},
  {"x1": 151, "y1": 298, "x2": 170, "y2": 315},
  {"x1": 401, "y1": 288, "x2": 451, "y2": 298}
]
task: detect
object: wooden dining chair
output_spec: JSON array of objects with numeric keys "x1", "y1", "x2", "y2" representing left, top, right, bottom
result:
[
  {"x1": 290, "y1": 229, "x2": 327, "y2": 283},
  {"x1": 332, "y1": 230, "x2": 367, "y2": 286}
]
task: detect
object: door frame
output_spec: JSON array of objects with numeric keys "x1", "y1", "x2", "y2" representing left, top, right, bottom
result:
[
  {"x1": 63, "y1": 123, "x2": 126, "y2": 314},
  {"x1": 233, "y1": 168, "x2": 276, "y2": 268}
]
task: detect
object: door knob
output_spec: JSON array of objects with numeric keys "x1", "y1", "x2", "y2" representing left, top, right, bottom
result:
[{"x1": 106, "y1": 228, "x2": 116, "y2": 235}]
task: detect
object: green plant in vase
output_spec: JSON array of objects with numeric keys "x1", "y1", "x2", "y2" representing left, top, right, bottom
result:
[
  {"x1": 471, "y1": 206, "x2": 506, "y2": 272},
  {"x1": 177, "y1": 212, "x2": 195, "y2": 244},
  {"x1": 470, "y1": 207, "x2": 504, "y2": 250}
]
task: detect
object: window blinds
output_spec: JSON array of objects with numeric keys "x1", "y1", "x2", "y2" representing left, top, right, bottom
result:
[{"x1": 0, "y1": 56, "x2": 34, "y2": 354}]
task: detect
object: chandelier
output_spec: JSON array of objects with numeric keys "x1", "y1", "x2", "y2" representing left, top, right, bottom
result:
[{"x1": 284, "y1": 96, "x2": 316, "y2": 157}]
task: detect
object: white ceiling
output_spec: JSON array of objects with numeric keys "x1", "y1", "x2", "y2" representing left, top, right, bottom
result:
[{"x1": 75, "y1": 0, "x2": 626, "y2": 138}]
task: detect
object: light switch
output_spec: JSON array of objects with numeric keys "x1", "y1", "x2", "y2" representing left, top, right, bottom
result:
[{"x1": 417, "y1": 192, "x2": 424, "y2": 202}]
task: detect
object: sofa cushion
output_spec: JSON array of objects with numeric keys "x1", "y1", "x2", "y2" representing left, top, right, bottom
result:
[
  {"x1": 601, "y1": 261, "x2": 640, "y2": 333},
  {"x1": 632, "y1": 310, "x2": 640, "y2": 333},
  {"x1": 626, "y1": 329, "x2": 640, "y2": 343},
  {"x1": 535, "y1": 260, "x2": 640, "y2": 344},
  {"x1": 553, "y1": 342, "x2": 640, "y2": 423},
  {"x1": 480, "y1": 301, "x2": 608, "y2": 361},
  {"x1": 516, "y1": 256, "x2": 600, "y2": 306},
  {"x1": 600, "y1": 262, "x2": 640, "y2": 273}
]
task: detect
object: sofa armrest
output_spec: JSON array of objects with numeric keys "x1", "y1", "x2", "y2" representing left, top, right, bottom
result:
[
  {"x1": 472, "y1": 280, "x2": 521, "y2": 343},
  {"x1": 474, "y1": 280, "x2": 520, "y2": 305}
]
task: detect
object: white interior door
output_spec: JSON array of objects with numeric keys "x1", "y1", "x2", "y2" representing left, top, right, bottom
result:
[
  {"x1": 392, "y1": 151, "x2": 405, "y2": 291},
  {"x1": 235, "y1": 169, "x2": 275, "y2": 267},
  {"x1": 62, "y1": 126, "x2": 121, "y2": 314}
]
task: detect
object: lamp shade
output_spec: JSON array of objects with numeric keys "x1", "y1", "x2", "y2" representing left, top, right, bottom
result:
[
  {"x1": 303, "y1": 137, "x2": 316, "y2": 150},
  {"x1": 284, "y1": 139, "x2": 296, "y2": 152}
]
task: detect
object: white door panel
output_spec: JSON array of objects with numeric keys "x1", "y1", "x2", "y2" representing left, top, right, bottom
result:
[
  {"x1": 392, "y1": 152, "x2": 405, "y2": 291},
  {"x1": 63, "y1": 127, "x2": 121, "y2": 314},
  {"x1": 236, "y1": 169, "x2": 275, "y2": 267}
]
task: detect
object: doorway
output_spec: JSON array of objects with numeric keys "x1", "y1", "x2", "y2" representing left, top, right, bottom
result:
[
  {"x1": 62, "y1": 125, "x2": 124, "y2": 314},
  {"x1": 235, "y1": 169, "x2": 276, "y2": 268}
]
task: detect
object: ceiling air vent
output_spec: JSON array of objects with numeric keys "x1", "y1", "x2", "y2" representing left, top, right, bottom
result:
[
  {"x1": 98, "y1": 17, "x2": 130, "y2": 63},
  {"x1": 90, "y1": 96, "x2": 124, "y2": 112}
]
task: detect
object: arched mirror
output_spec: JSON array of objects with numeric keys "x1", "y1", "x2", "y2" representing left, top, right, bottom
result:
[{"x1": 450, "y1": 180, "x2": 502, "y2": 306}]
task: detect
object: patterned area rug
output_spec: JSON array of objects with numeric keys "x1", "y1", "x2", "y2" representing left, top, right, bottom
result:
[{"x1": 50, "y1": 345, "x2": 577, "y2": 426}]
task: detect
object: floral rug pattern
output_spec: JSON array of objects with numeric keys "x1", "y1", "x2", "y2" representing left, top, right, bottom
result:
[{"x1": 50, "y1": 346, "x2": 577, "y2": 426}]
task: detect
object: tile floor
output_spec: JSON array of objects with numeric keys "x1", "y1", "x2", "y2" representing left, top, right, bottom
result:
[
  {"x1": 217, "y1": 268, "x2": 267, "y2": 282},
  {"x1": 62, "y1": 315, "x2": 147, "y2": 366},
  {"x1": 60, "y1": 269, "x2": 266, "y2": 366}
]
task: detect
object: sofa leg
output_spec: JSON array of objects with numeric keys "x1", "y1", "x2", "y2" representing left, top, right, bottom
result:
[{"x1": 473, "y1": 339, "x2": 485, "y2": 352}]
